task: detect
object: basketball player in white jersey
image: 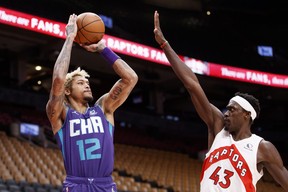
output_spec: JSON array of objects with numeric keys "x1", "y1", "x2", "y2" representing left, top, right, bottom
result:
[{"x1": 153, "y1": 11, "x2": 288, "y2": 191}]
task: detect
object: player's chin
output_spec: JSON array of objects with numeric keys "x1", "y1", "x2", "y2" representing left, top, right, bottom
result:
[
  {"x1": 224, "y1": 123, "x2": 230, "y2": 131},
  {"x1": 84, "y1": 96, "x2": 94, "y2": 102}
]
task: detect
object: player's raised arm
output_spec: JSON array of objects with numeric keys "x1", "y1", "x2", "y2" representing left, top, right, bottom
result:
[
  {"x1": 81, "y1": 40, "x2": 138, "y2": 122},
  {"x1": 104, "y1": 59, "x2": 138, "y2": 113},
  {"x1": 153, "y1": 11, "x2": 223, "y2": 139},
  {"x1": 46, "y1": 14, "x2": 77, "y2": 134}
]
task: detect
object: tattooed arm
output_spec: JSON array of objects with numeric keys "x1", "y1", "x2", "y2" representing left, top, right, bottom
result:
[
  {"x1": 46, "y1": 14, "x2": 77, "y2": 134},
  {"x1": 82, "y1": 40, "x2": 138, "y2": 124},
  {"x1": 100, "y1": 57, "x2": 138, "y2": 124}
]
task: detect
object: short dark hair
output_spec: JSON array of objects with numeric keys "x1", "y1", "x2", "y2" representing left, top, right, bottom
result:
[{"x1": 235, "y1": 92, "x2": 260, "y2": 119}]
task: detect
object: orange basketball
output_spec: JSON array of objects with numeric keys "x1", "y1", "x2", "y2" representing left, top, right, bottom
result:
[{"x1": 75, "y1": 12, "x2": 105, "y2": 45}]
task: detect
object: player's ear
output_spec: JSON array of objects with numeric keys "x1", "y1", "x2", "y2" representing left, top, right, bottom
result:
[
  {"x1": 65, "y1": 88, "x2": 71, "y2": 96},
  {"x1": 245, "y1": 111, "x2": 251, "y2": 119}
]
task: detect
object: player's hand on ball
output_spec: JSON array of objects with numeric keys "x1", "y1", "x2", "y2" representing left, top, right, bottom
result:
[
  {"x1": 154, "y1": 11, "x2": 167, "y2": 46},
  {"x1": 80, "y1": 40, "x2": 106, "y2": 53},
  {"x1": 66, "y1": 14, "x2": 78, "y2": 39}
]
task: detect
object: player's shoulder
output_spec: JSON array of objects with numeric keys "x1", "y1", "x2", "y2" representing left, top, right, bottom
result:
[
  {"x1": 259, "y1": 139, "x2": 275, "y2": 151},
  {"x1": 258, "y1": 139, "x2": 277, "y2": 159},
  {"x1": 257, "y1": 138, "x2": 284, "y2": 167}
]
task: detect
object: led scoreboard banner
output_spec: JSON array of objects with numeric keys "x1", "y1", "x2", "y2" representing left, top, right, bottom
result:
[{"x1": 1, "y1": 6, "x2": 288, "y2": 88}]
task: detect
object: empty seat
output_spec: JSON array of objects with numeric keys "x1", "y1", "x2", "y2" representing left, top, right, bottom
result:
[
  {"x1": 36, "y1": 187, "x2": 47, "y2": 192},
  {"x1": 8, "y1": 184, "x2": 21, "y2": 192},
  {"x1": 49, "y1": 189, "x2": 61, "y2": 192},
  {"x1": 23, "y1": 186, "x2": 36, "y2": 192},
  {"x1": 49, "y1": 189, "x2": 60, "y2": 192},
  {"x1": 0, "y1": 184, "x2": 7, "y2": 190}
]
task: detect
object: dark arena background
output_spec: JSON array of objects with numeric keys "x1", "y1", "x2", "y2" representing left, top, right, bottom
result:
[{"x1": 0, "y1": 0, "x2": 288, "y2": 192}]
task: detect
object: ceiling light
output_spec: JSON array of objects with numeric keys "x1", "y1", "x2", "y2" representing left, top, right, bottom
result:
[{"x1": 35, "y1": 66, "x2": 42, "y2": 71}]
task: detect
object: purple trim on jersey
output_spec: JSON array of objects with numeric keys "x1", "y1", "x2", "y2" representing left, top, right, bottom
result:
[{"x1": 55, "y1": 105, "x2": 115, "y2": 178}]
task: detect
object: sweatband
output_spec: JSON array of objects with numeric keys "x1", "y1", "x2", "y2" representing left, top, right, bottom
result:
[
  {"x1": 100, "y1": 47, "x2": 120, "y2": 65},
  {"x1": 230, "y1": 95, "x2": 257, "y2": 120},
  {"x1": 160, "y1": 41, "x2": 168, "y2": 49}
]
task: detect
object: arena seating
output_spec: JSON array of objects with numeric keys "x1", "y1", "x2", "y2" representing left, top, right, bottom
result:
[
  {"x1": 0, "y1": 130, "x2": 285, "y2": 192},
  {"x1": 0, "y1": 131, "x2": 170, "y2": 192}
]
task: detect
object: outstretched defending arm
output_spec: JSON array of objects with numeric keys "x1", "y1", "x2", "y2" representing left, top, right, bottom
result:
[{"x1": 154, "y1": 11, "x2": 223, "y2": 146}]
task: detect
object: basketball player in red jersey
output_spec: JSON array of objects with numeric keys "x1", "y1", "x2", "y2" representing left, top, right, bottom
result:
[{"x1": 153, "y1": 11, "x2": 288, "y2": 191}]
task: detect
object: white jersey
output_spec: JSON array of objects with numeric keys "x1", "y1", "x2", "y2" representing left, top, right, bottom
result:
[{"x1": 200, "y1": 129, "x2": 263, "y2": 192}]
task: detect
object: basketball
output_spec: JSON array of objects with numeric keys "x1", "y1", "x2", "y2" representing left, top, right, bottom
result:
[{"x1": 75, "y1": 12, "x2": 105, "y2": 45}]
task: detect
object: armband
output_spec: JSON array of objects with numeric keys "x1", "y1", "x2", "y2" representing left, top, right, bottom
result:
[
  {"x1": 100, "y1": 47, "x2": 120, "y2": 65},
  {"x1": 160, "y1": 41, "x2": 168, "y2": 49}
]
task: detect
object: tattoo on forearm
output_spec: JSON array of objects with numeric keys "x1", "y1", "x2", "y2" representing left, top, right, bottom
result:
[
  {"x1": 61, "y1": 42, "x2": 73, "y2": 61},
  {"x1": 66, "y1": 25, "x2": 75, "y2": 35},
  {"x1": 54, "y1": 44, "x2": 72, "y2": 73},
  {"x1": 110, "y1": 85, "x2": 123, "y2": 100}
]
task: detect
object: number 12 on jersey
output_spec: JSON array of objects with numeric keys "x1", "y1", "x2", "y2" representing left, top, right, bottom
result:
[{"x1": 76, "y1": 138, "x2": 101, "y2": 160}]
